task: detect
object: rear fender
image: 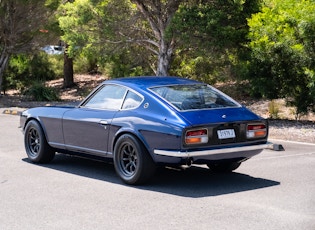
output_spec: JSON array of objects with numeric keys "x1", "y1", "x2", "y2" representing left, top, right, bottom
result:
[{"x1": 110, "y1": 127, "x2": 151, "y2": 157}]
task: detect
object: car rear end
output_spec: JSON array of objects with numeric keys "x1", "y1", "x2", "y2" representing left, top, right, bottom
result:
[
  {"x1": 149, "y1": 82, "x2": 272, "y2": 166},
  {"x1": 153, "y1": 110, "x2": 271, "y2": 166},
  {"x1": 180, "y1": 117, "x2": 270, "y2": 164}
]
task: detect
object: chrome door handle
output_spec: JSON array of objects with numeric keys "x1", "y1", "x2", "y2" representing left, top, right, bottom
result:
[{"x1": 99, "y1": 120, "x2": 108, "y2": 125}]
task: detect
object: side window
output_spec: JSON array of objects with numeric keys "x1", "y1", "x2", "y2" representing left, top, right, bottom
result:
[
  {"x1": 84, "y1": 84, "x2": 127, "y2": 110},
  {"x1": 122, "y1": 91, "x2": 143, "y2": 109}
]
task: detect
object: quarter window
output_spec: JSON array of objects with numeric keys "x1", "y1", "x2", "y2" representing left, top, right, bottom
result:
[{"x1": 122, "y1": 91, "x2": 143, "y2": 109}]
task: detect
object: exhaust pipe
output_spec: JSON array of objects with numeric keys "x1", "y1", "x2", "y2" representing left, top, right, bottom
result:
[
  {"x1": 187, "y1": 157, "x2": 193, "y2": 167},
  {"x1": 182, "y1": 157, "x2": 193, "y2": 169}
]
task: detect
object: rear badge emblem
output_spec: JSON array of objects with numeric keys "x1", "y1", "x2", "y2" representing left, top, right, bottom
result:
[{"x1": 222, "y1": 115, "x2": 226, "y2": 119}]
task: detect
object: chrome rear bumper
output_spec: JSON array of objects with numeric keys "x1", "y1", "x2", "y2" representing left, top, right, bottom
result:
[{"x1": 154, "y1": 142, "x2": 274, "y2": 158}]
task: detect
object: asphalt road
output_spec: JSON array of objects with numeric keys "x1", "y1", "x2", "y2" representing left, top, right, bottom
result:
[{"x1": 1, "y1": 109, "x2": 314, "y2": 230}]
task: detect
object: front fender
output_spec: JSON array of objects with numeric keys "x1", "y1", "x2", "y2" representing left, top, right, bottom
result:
[{"x1": 20, "y1": 107, "x2": 72, "y2": 148}]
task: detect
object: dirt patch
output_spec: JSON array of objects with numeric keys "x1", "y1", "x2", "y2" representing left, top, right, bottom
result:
[
  {"x1": 48, "y1": 74, "x2": 106, "y2": 101},
  {"x1": 0, "y1": 74, "x2": 105, "y2": 108}
]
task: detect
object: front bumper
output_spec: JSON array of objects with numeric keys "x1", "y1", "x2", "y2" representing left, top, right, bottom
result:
[{"x1": 154, "y1": 142, "x2": 274, "y2": 158}]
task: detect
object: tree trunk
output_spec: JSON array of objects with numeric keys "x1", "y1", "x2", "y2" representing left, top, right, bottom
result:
[
  {"x1": 157, "y1": 39, "x2": 174, "y2": 76},
  {"x1": 131, "y1": 0, "x2": 180, "y2": 77},
  {"x1": 63, "y1": 45, "x2": 74, "y2": 88},
  {"x1": 0, "y1": 51, "x2": 10, "y2": 95}
]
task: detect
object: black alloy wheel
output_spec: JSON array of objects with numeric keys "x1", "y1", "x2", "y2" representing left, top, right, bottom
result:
[
  {"x1": 24, "y1": 120, "x2": 55, "y2": 163},
  {"x1": 114, "y1": 134, "x2": 156, "y2": 185}
]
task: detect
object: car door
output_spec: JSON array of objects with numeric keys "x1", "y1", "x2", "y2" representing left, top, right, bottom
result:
[{"x1": 62, "y1": 84, "x2": 127, "y2": 156}]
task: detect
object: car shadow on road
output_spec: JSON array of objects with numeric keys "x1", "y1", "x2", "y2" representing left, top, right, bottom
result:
[
  {"x1": 147, "y1": 166, "x2": 280, "y2": 197},
  {"x1": 22, "y1": 154, "x2": 280, "y2": 198}
]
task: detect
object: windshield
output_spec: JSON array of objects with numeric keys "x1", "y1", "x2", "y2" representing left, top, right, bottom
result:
[{"x1": 150, "y1": 84, "x2": 240, "y2": 111}]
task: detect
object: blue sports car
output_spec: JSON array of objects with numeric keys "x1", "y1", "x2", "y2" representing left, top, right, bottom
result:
[{"x1": 20, "y1": 76, "x2": 272, "y2": 184}]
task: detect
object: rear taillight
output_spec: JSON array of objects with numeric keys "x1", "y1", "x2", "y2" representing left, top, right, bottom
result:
[
  {"x1": 247, "y1": 123, "x2": 267, "y2": 139},
  {"x1": 185, "y1": 129, "x2": 208, "y2": 144}
]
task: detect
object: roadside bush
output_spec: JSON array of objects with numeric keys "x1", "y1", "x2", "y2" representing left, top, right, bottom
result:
[
  {"x1": 47, "y1": 54, "x2": 64, "y2": 77},
  {"x1": 23, "y1": 81, "x2": 60, "y2": 101},
  {"x1": 245, "y1": 0, "x2": 315, "y2": 117},
  {"x1": 3, "y1": 53, "x2": 56, "y2": 92}
]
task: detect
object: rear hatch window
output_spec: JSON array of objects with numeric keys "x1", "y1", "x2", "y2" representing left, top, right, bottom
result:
[{"x1": 150, "y1": 84, "x2": 240, "y2": 111}]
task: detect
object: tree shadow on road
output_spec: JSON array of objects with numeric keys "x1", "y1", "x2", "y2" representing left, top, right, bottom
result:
[{"x1": 22, "y1": 154, "x2": 280, "y2": 198}]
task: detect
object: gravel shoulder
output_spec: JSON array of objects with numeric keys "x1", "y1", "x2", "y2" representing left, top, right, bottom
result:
[
  {"x1": 245, "y1": 101, "x2": 315, "y2": 143},
  {"x1": 268, "y1": 119, "x2": 315, "y2": 143}
]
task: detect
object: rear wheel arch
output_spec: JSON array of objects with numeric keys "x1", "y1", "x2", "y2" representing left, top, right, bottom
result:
[
  {"x1": 112, "y1": 130, "x2": 152, "y2": 156},
  {"x1": 113, "y1": 133, "x2": 156, "y2": 185}
]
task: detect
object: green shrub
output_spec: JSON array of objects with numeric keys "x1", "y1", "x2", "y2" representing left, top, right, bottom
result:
[
  {"x1": 23, "y1": 81, "x2": 60, "y2": 101},
  {"x1": 47, "y1": 54, "x2": 64, "y2": 77},
  {"x1": 3, "y1": 53, "x2": 56, "y2": 92},
  {"x1": 246, "y1": 0, "x2": 315, "y2": 116}
]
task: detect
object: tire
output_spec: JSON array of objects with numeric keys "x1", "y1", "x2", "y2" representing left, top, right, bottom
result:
[
  {"x1": 207, "y1": 162, "x2": 241, "y2": 173},
  {"x1": 113, "y1": 134, "x2": 156, "y2": 185},
  {"x1": 24, "y1": 120, "x2": 55, "y2": 163}
]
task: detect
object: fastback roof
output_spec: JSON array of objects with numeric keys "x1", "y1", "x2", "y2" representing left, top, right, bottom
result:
[{"x1": 104, "y1": 76, "x2": 202, "y2": 90}]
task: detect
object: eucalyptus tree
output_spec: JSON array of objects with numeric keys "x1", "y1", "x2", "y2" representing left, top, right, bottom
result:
[
  {"x1": 58, "y1": 0, "x2": 183, "y2": 76},
  {"x1": 58, "y1": 0, "x2": 260, "y2": 78},
  {"x1": 45, "y1": 0, "x2": 76, "y2": 88},
  {"x1": 0, "y1": 0, "x2": 49, "y2": 93},
  {"x1": 57, "y1": 0, "x2": 130, "y2": 77},
  {"x1": 130, "y1": 0, "x2": 182, "y2": 76},
  {"x1": 129, "y1": 0, "x2": 259, "y2": 77}
]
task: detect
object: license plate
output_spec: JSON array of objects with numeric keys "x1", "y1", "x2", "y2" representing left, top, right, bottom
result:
[{"x1": 217, "y1": 129, "x2": 236, "y2": 139}]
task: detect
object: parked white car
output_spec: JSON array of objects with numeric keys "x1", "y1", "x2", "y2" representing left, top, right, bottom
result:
[{"x1": 41, "y1": 45, "x2": 64, "y2": 55}]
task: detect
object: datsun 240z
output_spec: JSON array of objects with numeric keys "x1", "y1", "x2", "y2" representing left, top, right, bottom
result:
[{"x1": 20, "y1": 76, "x2": 273, "y2": 184}]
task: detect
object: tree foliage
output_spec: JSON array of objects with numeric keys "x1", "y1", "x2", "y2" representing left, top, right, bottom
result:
[
  {"x1": 57, "y1": 0, "x2": 148, "y2": 77},
  {"x1": 169, "y1": 0, "x2": 261, "y2": 82},
  {"x1": 0, "y1": 0, "x2": 50, "y2": 93},
  {"x1": 173, "y1": 0, "x2": 261, "y2": 50},
  {"x1": 57, "y1": 0, "x2": 183, "y2": 77},
  {"x1": 57, "y1": 0, "x2": 260, "y2": 79},
  {"x1": 246, "y1": 0, "x2": 315, "y2": 115},
  {"x1": 46, "y1": 0, "x2": 77, "y2": 88},
  {"x1": 1, "y1": 0, "x2": 315, "y2": 117},
  {"x1": 3, "y1": 53, "x2": 55, "y2": 91}
]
